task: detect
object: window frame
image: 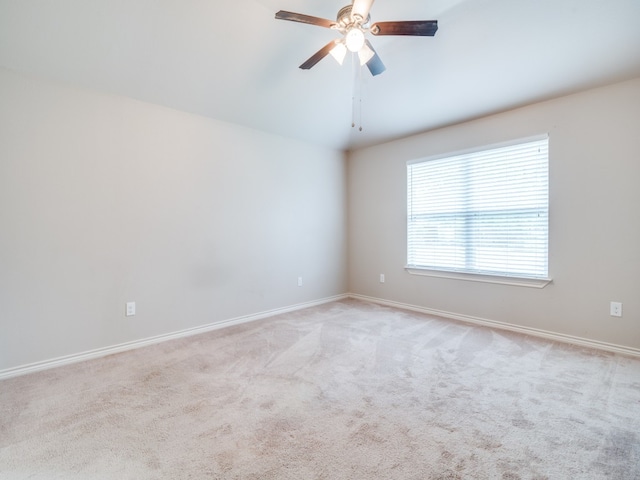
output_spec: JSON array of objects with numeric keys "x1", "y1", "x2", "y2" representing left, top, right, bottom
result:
[{"x1": 405, "y1": 135, "x2": 552, "y2": 288}]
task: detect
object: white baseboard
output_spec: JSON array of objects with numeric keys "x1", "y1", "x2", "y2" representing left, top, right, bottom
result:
[
  {"x1": 0, "y1": 294, "x2": 348, "y2": 381},
  {"x1": 4, "y1": 292, "x2": 637, "y2": 381},
  {"x1": 348, "y1": 293, "x2": 640, "y2": 358}
]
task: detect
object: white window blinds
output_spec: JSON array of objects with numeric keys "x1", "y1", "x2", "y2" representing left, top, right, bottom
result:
[{"x1": 407, "y1": 137, "x2": 549, "y2": 279}]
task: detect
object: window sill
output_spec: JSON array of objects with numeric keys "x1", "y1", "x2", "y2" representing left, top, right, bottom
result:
[{"x1": 405, "y1": 266, "x2": 552, "y2": 289}]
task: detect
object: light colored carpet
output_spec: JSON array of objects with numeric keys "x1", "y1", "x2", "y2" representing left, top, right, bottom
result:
[{"x1": 1, "y1": 299, "x2": 639, "y2": 479}]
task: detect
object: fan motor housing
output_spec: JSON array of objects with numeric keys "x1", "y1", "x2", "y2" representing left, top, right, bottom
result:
[
  {"x1": 337, "y1": 5, "x2": 369, "y2": 28},
  {"x1": 337, "y1": 6, "x2": 352, "y2": 24}
]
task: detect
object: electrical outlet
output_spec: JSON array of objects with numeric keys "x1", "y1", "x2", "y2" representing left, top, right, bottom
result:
[
  {"x1": 298, "y1": 277, "x2": 303, "y2": 287},
  {"x1": 380, "y1": 274, "x2": 385, "y2": 283},
  {"x1": 126, "y1": 301, "x2": 136, "y2": 317},
  {"x1": 610, "y1": 301, "x2": 622, "y2": 318}
]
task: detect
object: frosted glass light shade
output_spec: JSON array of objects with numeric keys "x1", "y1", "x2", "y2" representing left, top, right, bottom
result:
[
  {"x1": 330, "y1": 42, "x2": 347, "y2": 65},
  {"x1": 345, "y1": 28, "x2": 365, "y2": 52},
  {"x1": 358, "y1": 43, "x2": 374, "y2": 65}
]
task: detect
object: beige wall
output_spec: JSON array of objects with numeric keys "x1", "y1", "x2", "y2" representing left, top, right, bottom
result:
[
  {"x1": 2, "y1": 68, "x2": 638, "y2": 373},
  {"x1": 0, "y1": 69, "x2": 347, "y2": 371},
  {"x1": 348, "y1": 78, "x2": 640, "y2": 350}
]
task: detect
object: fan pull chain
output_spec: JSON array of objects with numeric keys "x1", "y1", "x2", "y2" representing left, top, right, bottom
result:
[{"x1": 351, "y1": 55, "x2": 363, "y2": 132}]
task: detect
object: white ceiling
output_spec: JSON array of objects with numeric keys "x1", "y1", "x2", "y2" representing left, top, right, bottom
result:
[{"x1": 1, "y1": 0, "x2": 639, "y2": 151}]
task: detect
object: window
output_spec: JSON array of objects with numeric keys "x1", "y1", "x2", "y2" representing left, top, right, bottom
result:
[{"x1": 407, "y1": 136, "x2": 549, "y2": 282}]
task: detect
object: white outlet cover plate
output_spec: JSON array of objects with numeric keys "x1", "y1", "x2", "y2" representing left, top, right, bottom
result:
[{"x1": 610, "y1": 301, "x2": 622, "y2": 317}]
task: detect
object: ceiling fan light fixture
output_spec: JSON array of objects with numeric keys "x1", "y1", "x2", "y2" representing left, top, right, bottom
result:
[
  {"x1": 275, "y1": 3, "x2": 439, "y2": 77},
  {"x1": 330, "y1": 41, "x2": 348, "y2": 65},
  {"x1": 345, "y1": 28, "x2": 365, "y2": 52}
]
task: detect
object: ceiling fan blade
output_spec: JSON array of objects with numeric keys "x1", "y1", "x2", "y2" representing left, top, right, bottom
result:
[
  {"x1": 299, "y1": 41, "x2": 339, "y2": 70},
  {"x1": 351, "y1": 0, "x2": 375, "y2": 21},
  {"x1": 364, "y1": 40, "x2": 385, "y2": 76},
  {"x1": 371, "y1": 20, "x2": 438, "y2": 36},
  {"x1": 275, "y1": 10, "x2": 336, "y2": 29}
]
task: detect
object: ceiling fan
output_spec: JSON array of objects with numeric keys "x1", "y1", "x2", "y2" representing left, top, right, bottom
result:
[{"x1": 275, "y1": 0, "x2": 438, "y2": 76}]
